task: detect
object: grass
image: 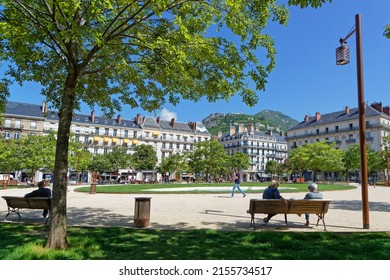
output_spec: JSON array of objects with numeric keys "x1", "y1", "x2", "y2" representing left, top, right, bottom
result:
[
  {"x1": 74, "y1": 182, "x2": 355, "y2": 194},
  {"x1": 1, "y1": 223, "x2": 389, "y2": 260}
]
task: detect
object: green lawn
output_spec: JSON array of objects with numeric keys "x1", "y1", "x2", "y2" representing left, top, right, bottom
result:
[
  {"x1": 0, "y1": 223, "x2": 388, "y2": 260},
  {"x1": 74, "y1": 182, "x2": 355, "y2": 194}
]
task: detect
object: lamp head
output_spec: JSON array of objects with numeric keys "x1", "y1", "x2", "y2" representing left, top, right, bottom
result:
[{"x1": 336, "y1": 43, "x2": 350, "y2": 65}]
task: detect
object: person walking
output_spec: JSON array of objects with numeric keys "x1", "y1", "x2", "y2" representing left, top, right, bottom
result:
[{"x1": 231, "y1": 168, "x2": 246, "y2": 198}]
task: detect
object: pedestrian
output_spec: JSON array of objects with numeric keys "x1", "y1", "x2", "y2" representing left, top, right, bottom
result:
[
  {"x1": 231, "y1": 168, "x2": 246, "y2": 198},
  {"x1": 262, "y1": 180, "x2": 286, "y2": 224},
  {"x1": 303, "y1": 182, "x2": 323, "y2": 226},
  {"x1": 24, "y1": 181, "x2": 51, "y2": 218}
]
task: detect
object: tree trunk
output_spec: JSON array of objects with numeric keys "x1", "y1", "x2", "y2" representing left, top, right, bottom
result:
[{"x1": 45, "y1": 73, "x2": 77, "y2": 249}]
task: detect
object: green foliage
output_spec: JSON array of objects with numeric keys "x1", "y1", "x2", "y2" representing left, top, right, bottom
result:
[
  {"x1": 0, "y1": 0, "x2": 290, "y2": 114},
  {"x1": 288, "y1": 0, "x2": 332, "y2": 8},
  {"x1": 203, "y1": 110, "x2": 298, "y2": 136},
  {"x1": 189, "y1": 139, "x2": 230, "y2": 179},
  {"x1": 132, "y1": 144, "x2": 157, "y2": 170}
]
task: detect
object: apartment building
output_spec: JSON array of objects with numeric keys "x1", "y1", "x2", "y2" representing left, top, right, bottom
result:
[
  {"x1": 218, "y1": 123, "x2": 288, "y2": 182},
  {"x1": 286, "y1": 102, "x2": 390, "y2": 153},
  {"x1": 1, "y1": 101, "x2": 211, "y2": 182}
]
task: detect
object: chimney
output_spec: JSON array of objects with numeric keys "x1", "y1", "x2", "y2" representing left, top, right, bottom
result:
[
  {"x1": 135, "y1": 113, "x2": 142, "y2": 125},
  {"x1": 91, "y1": 110, "x2": 95, "y2": 122},
  {"x1": 304, "y1": 115, "x2": 309, "y2": 123},
  {"x1": 170, "y1": 118, "x2": 175, "y2": 128},
  {"x1": 371, "y1": 102, "x2": 383, "y2": 112},
  {"x1": 117, "y1": 114, "x2": 122, "y2": 124},
  {"x1": 229, "y1": 126, "x2": 236, "y2": 136},
  {"x1": 345, "y1": 106, "x2": 350, "y2": 115},
  {"x1": 383, "y1": 106, "x2": 390, "y2": 116},
  {"x1": 268, "y1": 129, "x2": 273, "y2": 136},
  {"x1": 238, "y1": 124, "x2": 244, "y2": 133},
  {"x1": 279, "y1": 130, "x2": 283, "y2": 136},
  {"x1": 218, "y1": 131, "x2": 222, "y2": 138},
  {"x1": 41, "y1": 101, "x2": 48, "y2": 114},
  {"x1": 188, "y1": 121, "x2": 197, "y2": 131},
  {"x1": 315, "y1": 112, "x2": 321, "y2": 122},
  {"x1": 156, "y1": 117, "x2": 160, "y2": 125},
  {"x1": 247, "y1": 123, "x2": 254, "y2": 133}
]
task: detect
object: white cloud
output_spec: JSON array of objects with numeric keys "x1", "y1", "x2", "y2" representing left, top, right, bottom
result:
[{"x1": 160, "y1": 108, "x2": 178, "y2": 121}]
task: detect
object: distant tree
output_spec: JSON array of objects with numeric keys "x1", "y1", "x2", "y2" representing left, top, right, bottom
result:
[
  {"x1": 132, "y1": 144, "x2": 157, "y2": 171},
  {"x1": 106, "y1": 146, "x2": 133, "y2": 173},
  {"x1": 0, "y1": 139, "x2": 18, "y2": 189},
  {"x1": 288, "y1": 145, "x2": 310, "y2": 179},
  {"x1": 229, "y1": 152, "x2": 250, "y2": 172},
  {"x1": 265, "y1": 160, "x2": 279, "y2": 179},
  {"x1": 189, "y1": 140, "x2": 229, "y2": 182},
  {"x1": 19, "y1": 133, "x2": 56, "y2": 182}
]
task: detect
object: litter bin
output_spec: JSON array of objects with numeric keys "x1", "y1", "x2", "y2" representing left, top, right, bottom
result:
[{"x1": 134, "y1": 197, "x2": 151, "y2": 228}]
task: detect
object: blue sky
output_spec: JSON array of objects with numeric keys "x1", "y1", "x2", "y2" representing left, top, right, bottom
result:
[{"x1": 5, "y1": 0, "x2": 390, "y2": 123}]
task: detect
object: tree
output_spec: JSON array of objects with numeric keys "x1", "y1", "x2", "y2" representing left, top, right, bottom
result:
[
  {"x1": 18, "y1": 133, "x2": 56, "y2": 182},
  {"x1": 132, "y1": 144, "x2": 157, "y2": 171},
  {"x1": 0, "y1": 0, "x2": 289, "y2": 249},
  {"x1": 265, "y1": 160, "x2": 279, "y2": 179},
  {"x1": 288, "y1": 145, "x2": 310, "y2": 179},
  {"x1": 0, "y1": 139, "x2": 18, "y2": 189},
  {"x1": 189, "y1": 139, "x2": 229, "y2": 182},
  {"x1": 229, "y1": 152, "x2": 250, "y2": 172},
  {"x1": 157, "y1": 153, "x2": 189, "y2": 182},
  {"x1": 106, "y1": 146, "x2": 132, "y2": 173}
]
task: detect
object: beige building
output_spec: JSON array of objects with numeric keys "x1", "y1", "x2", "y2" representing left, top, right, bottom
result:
[
  {"x1": 1, "y1": 101, "x2": 210, "y2": 182},
  {"x1": 286, "y1": 102, "x2": 390, "y2": 152},
  {"x1": 218, "y1": 124, "x2": 288, "y2": 181}
]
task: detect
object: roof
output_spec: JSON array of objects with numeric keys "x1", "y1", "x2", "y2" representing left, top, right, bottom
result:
[
  {"x1": 219, "y1": 130, "x2": 286, "y2": 142},
  {"x1": 5, "y1": 101, "x2": 209, "y2": 134},
  {"x1": 288, "y1": 105, "x2": 389, "y2": 131}
]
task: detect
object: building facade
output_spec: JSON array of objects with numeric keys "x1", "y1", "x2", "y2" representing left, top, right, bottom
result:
[
  {"x1": 1, "y1": 101, "x2": 211, "y2": 182},
  {"x1": 286, "y1": 102, "x2": 390, "y2": 180},
  {"x1": 286, "y1": 102, "x2": 390, "y2": 152},
  {"x1": 218, "y1": 123, "x2": 288, "y2": 182}
]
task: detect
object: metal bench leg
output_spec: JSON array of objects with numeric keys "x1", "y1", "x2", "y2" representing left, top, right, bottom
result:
[
  {"x1": 316, "y1": 214, "x2": 327, "y2": 231},
  {"x1": 284, "y1": 214, "x2": 288, "y2": 225},
  {"x1": 5, "y1": 207, "x2": 21, "y2": 219}
]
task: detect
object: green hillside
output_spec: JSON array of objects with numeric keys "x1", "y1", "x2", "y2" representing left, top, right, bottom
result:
[{"x1": 202, "y1": 110, "x2": 299, "y2": 136}]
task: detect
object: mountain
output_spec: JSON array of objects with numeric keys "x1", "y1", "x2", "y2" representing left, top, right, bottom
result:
[{"x1": 202, "y1": 110, "x2": 299, "y2": 136}]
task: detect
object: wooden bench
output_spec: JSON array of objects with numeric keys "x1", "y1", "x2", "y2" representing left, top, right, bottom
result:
[
  {"x1": 247, "y1": 199, "x2": 331, "y2": 230},
  {"x1": 2, "y1": 196, "x2": 51, "y2": 223}
]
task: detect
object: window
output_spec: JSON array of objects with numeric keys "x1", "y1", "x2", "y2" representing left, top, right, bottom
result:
[
  {"x1": 95, "y1": 127, "x2": 100, "y2": 135},
  {"x1": 30, "y1": 121, "x2": 37, "y2": 130},
  {"x1": 13, "y1": 132, "x2": 20, "y2": 139},
  {"x1": 15, "y1": 120, "x2": 21, "y2": 129},
  {"x1": 133, "y1": 131, "x2": 138, "y2": 138},
  {"x1": 335, "y1": 125, "x2": 339, "y2": 132},
  {"x1": 349, "y1": 123, "x2": 353, "y2": 130},
  {"x1": 104, "y1": 128, "x2": 109, "y2": 136},
  {"x1": 316, "y1": 129, "x2": 320, "y2": 135},
  {"x1": 325, "y1": 127, "x2": 329, "y2": 133},
  {"x1": 113, "y1": 129, "x2": 117, "y2": 137},
  {"x1": 124, "y1": 130, "x2": 129, "y2": 137}
]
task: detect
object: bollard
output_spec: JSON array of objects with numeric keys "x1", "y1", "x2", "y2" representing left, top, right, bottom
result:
[{"x1": 134, "y1": 197, "x2": 151, "y2": 228}]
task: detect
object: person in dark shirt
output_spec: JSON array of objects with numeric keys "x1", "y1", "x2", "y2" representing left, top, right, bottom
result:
[
  {"x1": 24, "y1": 181, "x2": 51, "y2": 217},
  {"x1": 262, "y1": 180, "x2": 286, "y2": 224}
]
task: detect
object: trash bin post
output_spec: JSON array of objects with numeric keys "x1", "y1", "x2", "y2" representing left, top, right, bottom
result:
[{"x1": 134, "y1": 197, "x2": 151, "y2": 228}]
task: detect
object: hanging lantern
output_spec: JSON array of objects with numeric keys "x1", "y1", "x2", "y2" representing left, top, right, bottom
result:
[{"x1": 336, "y1": 44, "x2": 350, "y2": 65}]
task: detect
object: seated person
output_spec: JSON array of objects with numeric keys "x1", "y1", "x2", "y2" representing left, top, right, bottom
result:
[
  {"x1": 24, "y1": 181, "x2": 51, "y2": 218},
  {"x1": 303, "y1": 182, "x2": 323, "y2": 226},
  {"x1": 262, "y1": 180, "x2": 286, "y2": 224}
]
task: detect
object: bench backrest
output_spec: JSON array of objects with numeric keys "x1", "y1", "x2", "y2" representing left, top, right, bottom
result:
[
  {"x1": 248, "y1": 199, "x2": 331, "y2": 214},
  {"x1": 248, "y1": 199, "x2": 288, "y2": 214},
  {"x1": 2, "y1": 196, "x2": 51, "y2": 209}
]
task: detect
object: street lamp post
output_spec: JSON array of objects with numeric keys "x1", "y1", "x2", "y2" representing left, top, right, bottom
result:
[{"x1": 336, "y1": 14, "x2": 369, "y2": 229}]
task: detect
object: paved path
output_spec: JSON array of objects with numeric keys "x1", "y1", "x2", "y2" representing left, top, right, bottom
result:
[{"x1": 1, "y1": 184, "x2": 390, "y2": 232}]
